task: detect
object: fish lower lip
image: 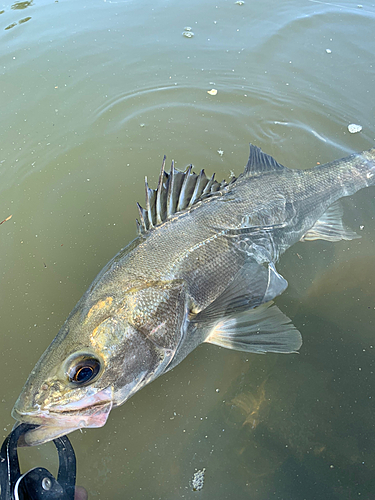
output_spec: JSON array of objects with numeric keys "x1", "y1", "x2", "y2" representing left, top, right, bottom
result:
[
  {"x1": 15, "y1": 400, "x2": 113, "y2": 446},
  {"x1": 12, "y1": 387, "x2": 114, "y2": 445}
]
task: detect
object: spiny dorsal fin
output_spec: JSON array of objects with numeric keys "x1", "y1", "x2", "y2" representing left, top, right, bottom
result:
[
  {"x1": 136, "y1": 157, "x2": 231, "y2": 234},
  {"x1": 244, "y1": 144, "x2": 288, "y2": 176}
]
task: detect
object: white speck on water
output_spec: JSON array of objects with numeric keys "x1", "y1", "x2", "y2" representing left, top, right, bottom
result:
[
  {"x1": 217, "y1": 149, "x2": 224, "y2": 156},
  {"x1": 191, "y1": 468, "x2": 206, "y2": 491},
  {"x1": 326, "y1": 48, "x2": 332, "y2": 54},
  {"x1": 360, "y1": 225, "x2": 364, "y2": 230},
  {"x1": 235, "y1": 0, "x2": 245, "y2": 4},
  {"x1": 348, "y1": 123, "x2": 362, "y2": 134},
  {"x1": 182, "y1": 30, "x2": 194, "y2": 38},
  {"x1": 215, "y1": 388, "x2": 220, "y2": 393}
]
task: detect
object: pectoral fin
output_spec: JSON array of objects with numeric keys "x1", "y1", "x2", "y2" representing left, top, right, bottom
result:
[
  {"x1": 204, "y1": 301, "x2": 302, "y2": 354},
  {"x1": 195, "y1": 259, "x2": 288, "y2": 322},
  {"x1": 301, "y1": 201, "x2": 360, "y2": 242},
  {"x1": 191, "y1": 260, "x2": 299, "y2": 354}
]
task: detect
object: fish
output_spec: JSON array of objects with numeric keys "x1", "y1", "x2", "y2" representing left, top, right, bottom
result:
[{"x1": 12, "y1": 144, "x2": 375, "y2": 446}]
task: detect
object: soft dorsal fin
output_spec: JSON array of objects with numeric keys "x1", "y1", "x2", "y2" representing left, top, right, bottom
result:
[
  {"x1": 136, "y1": 157, "x2": 232, "y2": 234},
  {"x1": 244, "y1": 144, "x2": 288, "y2": 176}
]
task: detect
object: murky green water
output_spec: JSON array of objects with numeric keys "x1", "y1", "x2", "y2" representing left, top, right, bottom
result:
[{"x1": 1, "y1": 0, "x2": 375, "y2": 498}]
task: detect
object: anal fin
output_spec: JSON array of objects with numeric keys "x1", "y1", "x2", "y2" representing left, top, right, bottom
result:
[
  {"x1": 301, "y1": 201, "x2": 360, "y2": 242},
  {"x1": 205, "y1": 302, "x2": 302, "y2": 354}
]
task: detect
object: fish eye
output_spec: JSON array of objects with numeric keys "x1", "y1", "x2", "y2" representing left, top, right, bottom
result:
[{"x1": 68, "y1": 356, "x2": 101, "y2": 385}]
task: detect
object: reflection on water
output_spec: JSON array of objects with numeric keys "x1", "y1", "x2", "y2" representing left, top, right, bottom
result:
[
  {"x1": 11, "y1": 0, "x2": 33, "y2": 10},
  {"x1": 1, "y1": 0, "x2": 375, "y2": 498},
  {"x1": 230, "y1": 378, "x2": 268, "y2": 430}
]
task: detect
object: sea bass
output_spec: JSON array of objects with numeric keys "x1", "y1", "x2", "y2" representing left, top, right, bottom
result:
[{"x1": 12, "y1": 145, "x2": 375, "y2": 446}]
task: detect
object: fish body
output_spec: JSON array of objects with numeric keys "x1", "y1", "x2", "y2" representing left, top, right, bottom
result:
[{"x1": 12, "y1": 145, "x2": 375, "y2": 445}]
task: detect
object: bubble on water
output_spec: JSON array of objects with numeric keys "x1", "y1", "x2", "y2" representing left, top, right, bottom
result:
[
  {"x1": 348, "y1": 123, "x2": 362, "y2": 134},
  {"x1": 183, "y1": 27, "x2": 194, "y2": 38},
  {"x1": 191, "y1": 468, "x2": 206, "y2": 491}
]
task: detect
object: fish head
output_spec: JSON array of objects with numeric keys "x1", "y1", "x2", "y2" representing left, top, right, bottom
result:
[{"x1": 12, "y1": 281, "x2": 183, "y2": 446}]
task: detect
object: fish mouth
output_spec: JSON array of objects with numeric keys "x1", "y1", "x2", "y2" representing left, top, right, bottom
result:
[{"x1": 12, "y1": 387, "x2": 113, "y2": 446}]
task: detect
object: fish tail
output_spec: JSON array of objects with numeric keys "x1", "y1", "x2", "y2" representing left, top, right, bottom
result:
[
  {"x1": 318, "y1": 148, "x2": 375, "y2": 197},
  {"x1": 300, "y1": 148, "x2": 375, "y2": 243}
]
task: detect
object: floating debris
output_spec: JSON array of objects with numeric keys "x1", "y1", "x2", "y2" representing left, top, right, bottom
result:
[
  {"x1": 11, "y1": 1, "x2": 34, "y2": 10},
  {"x1": 191, "y1": 468, "x2": 206, "y2": 491},
  {"x1": 235, "y1": 0, "x2": 245, "y2": 4},
  {"x1": 217, "y1": 149, "x2": 224, "y2": 156},
  {"x1": 325, "y1": 48, "x2": 332, "y2": 54},
  {"x1": 18, "y1": 16, "x2": 31, "y2": 24},
  {"x1": 348, "y1": 123, "x2": 362, "y2": 134},
  {"x1": 207, "y1": 89, "x2": 217, "y2": 96},
  {"x1": 0, "y1": 214, "x2": 12, "y2": 225},
  {"x1": 182, "y1": 27, "x2": 194, "y2": 38}
]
